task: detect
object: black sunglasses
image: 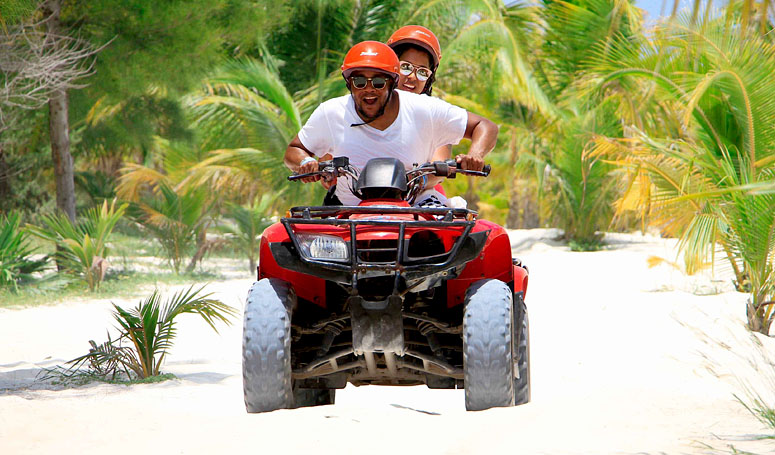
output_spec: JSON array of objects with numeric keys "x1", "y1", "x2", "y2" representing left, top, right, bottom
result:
[{"x1": 349, "y1": 76, "x2": 389, "y2": 90}]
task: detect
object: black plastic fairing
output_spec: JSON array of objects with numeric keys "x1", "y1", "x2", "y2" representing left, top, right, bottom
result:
[{"x1": 355, "y1": 158, "x2": 407, "y2": 198}]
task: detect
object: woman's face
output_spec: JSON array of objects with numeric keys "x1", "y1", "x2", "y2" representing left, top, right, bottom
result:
[{"x1": 397, "y1": 47, "x2": 433, "y2": 94}]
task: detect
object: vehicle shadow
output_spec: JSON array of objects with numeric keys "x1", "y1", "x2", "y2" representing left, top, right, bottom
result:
[
  {"x1": 172, "y1": 371, "x2": 232, "y2": 384},
  {"x1": 390, "y1": 403, "x2": 440, "y2": 416}
]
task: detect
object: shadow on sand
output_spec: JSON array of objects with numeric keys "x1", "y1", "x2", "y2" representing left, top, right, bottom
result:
[{"x1": 390, "y1": 403, "x2": 440, "y2": 416}]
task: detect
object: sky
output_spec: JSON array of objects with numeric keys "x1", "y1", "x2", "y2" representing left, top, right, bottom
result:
[
  {"x1": 503, "y1": 0, "x2": 700, "y2": 20},
  {"x1": 636, "y1": 0, "x2": 669, "y2": 19},
  {"x1": 635, "y1": 0, "x2": 694, "y2": 20}
]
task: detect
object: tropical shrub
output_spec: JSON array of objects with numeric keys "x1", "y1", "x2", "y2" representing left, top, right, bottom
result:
[
  {"x1": 587, "y1": 15, "x2": 775, "y2": 333},
  {"x1": 219, "y1": 194, "x2": 277, "y2": 272},
  {"x1": 185, "y1": 57, "x2": 331, "y2": 207},
  {"x1": 542, "y1": 105, "x2": 620, "y2": 248},
  {"x1": 27, "y1": 200, "x2": 126, "y2": 291},
  {"x1": 127, "y1": 184, "x2": 212, "y2": 274},
  {"x1": 74, "y1": 170, "x2": 117, "y2": 206},
  {"x1": 0, "y1": 212, "x2": 47, "y2": 289},
  {"x1": 48, "y1": 285, "x2": 236, "y2": 381}
]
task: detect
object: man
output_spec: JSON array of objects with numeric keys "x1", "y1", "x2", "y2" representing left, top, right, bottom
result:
[{"x1": 283, "y1": 41, "x2": 498, "y2": 206}]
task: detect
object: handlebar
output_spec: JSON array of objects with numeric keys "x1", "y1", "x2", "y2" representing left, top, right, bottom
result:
[
  {"x1": 288, "y1": 156, "x2": 352, "y2": 181},
  {"x1": 288, "y1": 157, "x2": 490, "y2": 181},
  {"x1": 418, "y1": 159, "x2": 490, "y2": 178}
]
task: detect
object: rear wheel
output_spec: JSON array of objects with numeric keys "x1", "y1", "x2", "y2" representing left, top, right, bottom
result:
[
  {"x1": 242, "y1": 279, "x2": 293, "y2": 413},
  {"x1": 514, "y1": 295, "x2": 531, "y2": 405},
  {"x1": 463, "y1": 279, "x2": 515, "y2": 411}
]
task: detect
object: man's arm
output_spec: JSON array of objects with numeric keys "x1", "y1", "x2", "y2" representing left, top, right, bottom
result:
[
  {"x1": 284, "y1": 135, "x2": 321, "y2": 182},
  {"x1": 457, "y1": 113, "x2": 499, "y2": 171}
]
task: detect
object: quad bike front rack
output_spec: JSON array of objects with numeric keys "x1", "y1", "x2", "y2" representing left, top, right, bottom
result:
[{"x1": 272, "y1": 205, "x2": 490, "y2": 289}]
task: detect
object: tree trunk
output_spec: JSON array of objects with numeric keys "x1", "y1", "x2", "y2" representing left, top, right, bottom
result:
[
  {"x1": 43, "y1": 0, "x2": 76, "y2": 222},
  {"x1": 49, "y1": 88, "x2": 76, "y2": 221},
  {"x1": 747, "y1": 297, "x2": 774, "y2": 335},
  {"x1": 186, "y1": 230, "x2": 208, "y2": 273},
  {"x1": 507, "y1": 176, "x2": 539, "y2": 229},
  {"x1": 0, "y1": 145, "x2": 11, "y2": 206}
]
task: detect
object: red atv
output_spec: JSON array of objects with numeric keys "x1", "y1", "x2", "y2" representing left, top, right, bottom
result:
[{"x1": 242, "y1": 157, "x2": 530, "y2": 412}]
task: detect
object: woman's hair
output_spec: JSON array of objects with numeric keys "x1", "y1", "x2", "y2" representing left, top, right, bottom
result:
[{"x1": 392, "y1": 43, "x2": 437, "y2": 96}]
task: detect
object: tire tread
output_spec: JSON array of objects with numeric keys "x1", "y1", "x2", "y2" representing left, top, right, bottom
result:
[
  {"x1": 463, "y1": 279, "x2": 515, "y2": 411},
  {"x1": 242, "y1": 278, "x2": 293, "y2": 413}
]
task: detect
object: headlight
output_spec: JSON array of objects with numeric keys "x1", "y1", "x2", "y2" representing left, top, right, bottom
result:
[{"x1": 297, "y1": 234, "x2": 349, "y2": 261}]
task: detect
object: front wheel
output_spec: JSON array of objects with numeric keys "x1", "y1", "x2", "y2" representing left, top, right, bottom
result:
[
  {"x1": 463, "y1": 279, "x2": 515, "y2": 411},
  {"x1": 242, "y1": 279, "x2": 293, "y2": 413}
]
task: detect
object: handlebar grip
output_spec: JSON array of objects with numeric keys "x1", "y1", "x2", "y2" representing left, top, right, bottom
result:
[
  {"x1": 482, "y1": 164, "x2": 491, "y2": 176},
  {"x1": 288, "y1": 172, "x2": 318, "y2": 181}
]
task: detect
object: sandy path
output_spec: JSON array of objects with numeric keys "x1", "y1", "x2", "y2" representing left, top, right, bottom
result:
[{"x1": 1, "y1": 230, "x2": 773, "y2": 454}]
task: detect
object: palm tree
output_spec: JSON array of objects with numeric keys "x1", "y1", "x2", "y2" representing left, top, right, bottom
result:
[
  {"x1": 184, "y1": 57, "x2": 343, "y2": 207},
  {"x1": 454, "y1": 0, "x2": 642, "y2": 240},
  {"x1": 117, "y1": 138, "x2": 216, "y2": 273},
  {"x1": 0, "y1": 212, "x2": 47, "y2": 290},
  {"x1": 586, "y1": 14, "x2": 775, "y2": 334},
  {"x1": 27, "y1": 200, "x2": 127, "y2": 290},
  {"x1": 219, "y1": 193, "x2": 278, "y2": 272},
  {"x1": 65, "y1": 285, "x2": 236, "y2": 380}
]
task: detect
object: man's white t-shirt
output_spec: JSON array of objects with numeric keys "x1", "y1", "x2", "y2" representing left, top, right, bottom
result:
[{"x1": 297, "y1": 90, "x2": 467, "y2": 206}]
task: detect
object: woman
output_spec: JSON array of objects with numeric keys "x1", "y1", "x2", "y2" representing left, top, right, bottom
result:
[
  {"x1": 387, "y1": 25, "x2": 456, "y2": 208},
  {"x1": 387, "y1": 25, "x2": 441, "y2": 96}
]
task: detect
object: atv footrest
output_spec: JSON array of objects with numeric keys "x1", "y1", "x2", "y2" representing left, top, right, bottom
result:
[{"x1": 349, "y1": 295, "x2": 404, "y2": 356}]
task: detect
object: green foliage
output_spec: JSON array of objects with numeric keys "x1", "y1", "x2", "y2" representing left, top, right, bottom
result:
[
  {"x1": 218, "y1": 194, "x2": 277, "y2": 272},
  {"x1": 27, "y1": 200, "x2": 127, "y2": 291},
  {"x1": 543, "y1": 105, "x2": 620, "y2": 244},
  {"x1": 569, "y1": 238, "x2": 604, "y2": 252},
  {"x1": 109, "y1": 285, "x2": 235, "y2": 378},
  {"x1": 540, "y1": 0, "x2": 642, "y2": 95},
  {"x1": 62, "y1": 0, "x2": 262, "y2": 100},
  {"x1": 265, "y1": 0, "x2": 405, "y2": 94},
  {"x1": 78, "y1": 91, "x2": 191, "y2": 160},
  {"x1": 128, "y1": 184, "x2": 212, "y2": 274},
  {"x1": 74, "y1": 171, "x2": 117, "y2": 206},
  {"x1": 61, "y1": 0, "x2": 289, "y2": 167},
  {"x1": 586, "y1": 14, "x2": 775, "y2": 333},
  {"x1": 186, "y1": 57, "x2": 329, "y2": 206},
  {"x1": 0, "y1": 212, "x2": 47, "y2": 289},
  {"x1": 49, "y1": 285, "x2": 235, "y2": 381},
  {"x1": 0, "y1": 0, "x2": 36, "y2": 30}
]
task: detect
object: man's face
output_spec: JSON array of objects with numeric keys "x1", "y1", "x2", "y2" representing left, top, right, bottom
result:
[{"x1": 349, "y1": 70, "x2": 393, "y2": 121}]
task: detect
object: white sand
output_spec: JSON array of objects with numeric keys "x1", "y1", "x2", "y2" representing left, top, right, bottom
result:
[{"x1": 1, "y1": 229, "x2": 773, "y2": 454}]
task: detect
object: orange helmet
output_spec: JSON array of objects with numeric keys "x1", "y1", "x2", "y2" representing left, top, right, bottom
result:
[
  {"x1": 341, "y1": 41, "x2": 400, "y2": 82},
  {"x1": 387, "y1": 25, "x2": 441, "y2": 68}
]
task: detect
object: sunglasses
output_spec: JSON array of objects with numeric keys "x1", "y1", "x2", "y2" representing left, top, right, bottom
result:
[
  {"x1": 399, "y1": 61, "x2": 432, "y2": 81},
  {"x1": 349, "y1": 76, "x2": 389, "y2": 90}
]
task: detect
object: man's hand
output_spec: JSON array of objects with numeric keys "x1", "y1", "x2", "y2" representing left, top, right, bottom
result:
[
  {"x1": 456, "y1": 153, "x2": 485, "y2": 171},
  {"x1": 298, "y1": 158, "x2": 321, "y2": 183},
  {"x1": 285, "y1": 135, "x2": 321, "y2": 183}
]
